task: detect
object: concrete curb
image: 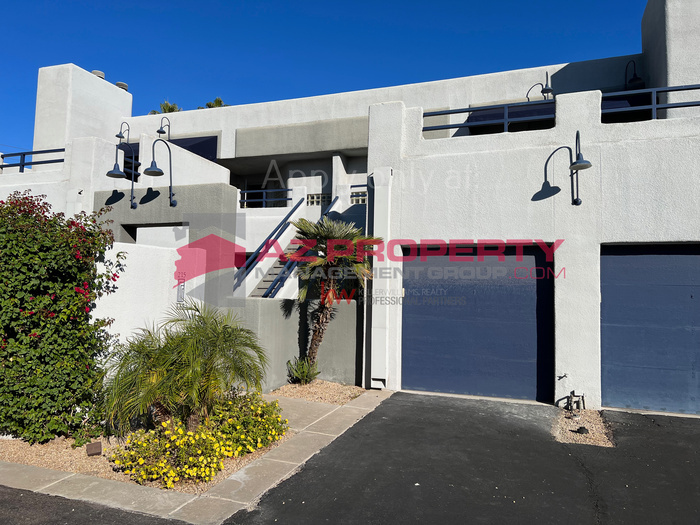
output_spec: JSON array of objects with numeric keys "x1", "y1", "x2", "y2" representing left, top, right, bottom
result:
[{"x1": 0, "y1": 390, "x2": 393, "y2": 525}]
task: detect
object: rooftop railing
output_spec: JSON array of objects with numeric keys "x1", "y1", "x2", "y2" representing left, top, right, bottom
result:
[
  {"x1": 1, "y1": 149, "x2": 65, "y2": 173},
  {"x1": 423, "y1": 99, "x2": 555, "y2": 136},
  {"x1": 601, "y1": 83, "x2": 700, "y2": 122}
]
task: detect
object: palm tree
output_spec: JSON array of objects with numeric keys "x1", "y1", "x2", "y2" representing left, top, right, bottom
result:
[
  {"x1": 149, "y1": 100, "x2": 182, "y2": 115},
  {"x1": 103, "y1": 300, "x2": 267, "y2": 433},
  {"x1": 289, "y1": 217, "x2": 381, "y2": 366},
  {"x1": 198, "y1": 97, "x2": 228, "y2": 109}
]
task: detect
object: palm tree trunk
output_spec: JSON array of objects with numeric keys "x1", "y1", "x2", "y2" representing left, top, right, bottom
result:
[
  {"x1": 187, "y1": 412, "x2": 200, "y2": 432},
  {"x1": 151, "y1": 400, "x2": 172, "y2": 424},
  {"x1": 308, "y1": 301, "x2": 334, "y2": 366}
]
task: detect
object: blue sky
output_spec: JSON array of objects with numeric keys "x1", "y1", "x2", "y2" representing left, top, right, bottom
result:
[{"x1": 2, "y1": 1, "x2": 647, "y2": 154}]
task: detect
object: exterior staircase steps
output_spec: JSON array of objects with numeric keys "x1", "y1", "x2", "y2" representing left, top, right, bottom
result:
[{"x1": 249, "y1": 244, "x2": 293, "y2": 297}]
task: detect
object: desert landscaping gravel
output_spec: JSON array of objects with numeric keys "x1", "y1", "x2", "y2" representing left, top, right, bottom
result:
[{"x1": 552, "y1": 409, "x2": 615, "y2": 447}]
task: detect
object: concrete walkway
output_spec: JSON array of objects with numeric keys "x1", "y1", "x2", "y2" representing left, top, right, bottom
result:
[{"x1": 0, "y1": 390, "x2": 393, "y2": 525}]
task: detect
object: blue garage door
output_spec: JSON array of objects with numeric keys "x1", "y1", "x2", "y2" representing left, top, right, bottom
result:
[
  {"x1": 401, "y1": 249, "x2": 554, "y2": 402},
  {"x1": 601, "y1": 245, "x2": 700, "y2": 414}
]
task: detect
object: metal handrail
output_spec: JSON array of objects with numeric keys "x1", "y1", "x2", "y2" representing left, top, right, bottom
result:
[
  {"x1": 423, "y1": 99, "x2": 555, "y2": 133},
  {"x1": 601, "y1": 83, "x2": 700, "y2": 120},
  {"x1": 232, "y1": 197, "x2": 305, "y2": 292},
  {"x1": 263, "y1": 196, "x2": 340, "y2": 298},
  {"x1": 240, "y1": 188, "x2": 293, "y2": 208},
  {"x1": 1, "y1": 148, "x2": 66, "y2": 173}
]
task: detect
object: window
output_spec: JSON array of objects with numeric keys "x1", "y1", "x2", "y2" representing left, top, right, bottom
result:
[
  {"x1": 350, "y1": 191, "x2": 367, "y2": 205},
  {"x1": 307, "y1": 193, "x2": 331, "y2": 206}
]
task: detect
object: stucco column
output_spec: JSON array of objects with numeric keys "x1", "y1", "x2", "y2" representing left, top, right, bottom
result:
[
  {"x1": 366, "y1": 101, "x2": 407, "y2": 389},
  {"x1": 551, "y1": 91, "x2": 604, "y2": 408}
]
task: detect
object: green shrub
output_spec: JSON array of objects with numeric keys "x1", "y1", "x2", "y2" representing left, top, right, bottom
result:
[
  {"x1": 0, "y1": 191, "x2": 124, "y2": 444},
  {"x1": 111, "y1": 393, "x2": 288, "y2": 488},
  {"x1": 286, "y1": 356, "x2": 320, "y2": 385},
  {"x1": 103, "y1": 300, "x2": 268, "y2": 434},
  {"x1": 210, "y1": 392, "x2": 288, "y2": 454}
]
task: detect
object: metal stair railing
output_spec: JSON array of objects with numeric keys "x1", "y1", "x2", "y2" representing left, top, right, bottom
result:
[
  {"x1": 232, "y1": 197, "x2": 305, "y2": 292},
  {"x1": 263, "y1": 196, "x2": 339, "y2": 298}
]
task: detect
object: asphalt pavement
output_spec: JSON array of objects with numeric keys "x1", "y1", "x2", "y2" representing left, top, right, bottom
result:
[
  {"x1": 224, "y1": 393, "x2": 700, "y2": 525},
  {"x1": 1, "y1": 392, "x2": 699, "y2": 524}
]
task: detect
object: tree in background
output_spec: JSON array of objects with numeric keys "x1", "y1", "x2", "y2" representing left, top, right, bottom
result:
[
  {"x1": 149, "y1": 100, "x2": 182, "y2": 114},
  {"x1": 0, "y1": 191, "x2": 124, "y2": 443},
  {"x1": 198, "y1": 97, "x2": 229, "y2": 109}
]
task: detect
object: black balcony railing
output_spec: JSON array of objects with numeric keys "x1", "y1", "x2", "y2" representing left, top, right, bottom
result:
[
  {"x1": 240, "y1": 188, "x2": 292, "y2": 208},
  {"x1": 1, "y1": 149, "x2": 65, "y2": 173},
  {"x1": 423, "y1": 100, "x2": 555, "y2": 136},
  {"x1": 602, "y1": 83, "x2": 700, "y2": 123}
]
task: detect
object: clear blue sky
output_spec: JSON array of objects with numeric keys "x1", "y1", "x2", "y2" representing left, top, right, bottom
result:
[{"x1": 1, "y1": 1, "x2": 647, "y2": 153}]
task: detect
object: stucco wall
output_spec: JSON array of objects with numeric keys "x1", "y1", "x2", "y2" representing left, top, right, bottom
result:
[
  {"x1": 226, "y1": 299, "x2": 359, "y2": 392},
  {"x1": 366, "y1": 89, "x2": 700, "y2": 407}
]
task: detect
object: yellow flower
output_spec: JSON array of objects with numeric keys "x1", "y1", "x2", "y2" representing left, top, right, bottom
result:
[
  {"x1": 162, "y1": 422, "x2": 168, "y2": 428},
  {"x1": 138, "y1": 458, "x2": 145, "y2": 465},
  {"x1": 114, "y1": 459, "x2": 120, "y2": 465},
  {"x1": 178, "y1": 428, "x2": 184, "y2": 434}
]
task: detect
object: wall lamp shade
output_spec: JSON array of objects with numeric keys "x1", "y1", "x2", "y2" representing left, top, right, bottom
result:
[
  {"x1": 570, "y1": 153, "x2": 592, "y2": 171},
  {"x1": 144, "y1": 161, "x2": 164, "y2": 177},
  {"x1": 106, "y1": 163, "x2": 126, "y2": 178}
]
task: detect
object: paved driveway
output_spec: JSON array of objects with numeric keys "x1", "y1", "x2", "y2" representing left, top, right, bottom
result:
[
  {"x1": 1, "y1": 392, "x2": 698, "y2": 524},
  {"x1": 224, "y1": 392, "x2": 700, "y2": 525}
]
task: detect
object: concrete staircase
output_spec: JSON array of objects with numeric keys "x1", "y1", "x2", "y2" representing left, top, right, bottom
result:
[{"x1": 250, "y1": 245, "x2": 292, "y2": 297}]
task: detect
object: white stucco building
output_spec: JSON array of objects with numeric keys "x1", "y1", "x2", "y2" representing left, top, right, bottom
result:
[{"x1": 2, "y1": 0, "x2": 699, "y2": 414}]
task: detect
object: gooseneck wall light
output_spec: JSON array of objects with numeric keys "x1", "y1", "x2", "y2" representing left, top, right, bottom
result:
[
  {"x1": 143, "y1": 138, "x2": 177, "y2": 207},
  {"x1": 106, "y1": 122, "x2": 139, "y2": 209},
  {"x1": 156, "y1": 116, "x2": 171, "y2": 140},
  {"x1": 526, "y1": 72, "x2": 554, "y2": 101},
  {"x1": 533, "y1": 130, "x2": 592, "y2": 206},
  {"x1": 625, "y1": 60, "x2": 645, "y2": 91}
]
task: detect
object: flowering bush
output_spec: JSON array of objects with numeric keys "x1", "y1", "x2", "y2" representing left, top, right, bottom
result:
[
  {"x1": 110, "y1": 393, "x2": 288, "y2": 488},
  {"x1": 0, "y1": 191, "x2": 124, "y2": 444}
]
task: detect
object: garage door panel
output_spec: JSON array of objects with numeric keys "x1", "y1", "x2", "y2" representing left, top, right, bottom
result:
[
  {"x1": 602, "y1": 284, "x2": 700, "y2": 325},
  {"x1": 601, "y1": 246, "x2": 700, "y2": 414},
  {"x1": 401, "y1": 251, "x2": 553, "y2": 402}
]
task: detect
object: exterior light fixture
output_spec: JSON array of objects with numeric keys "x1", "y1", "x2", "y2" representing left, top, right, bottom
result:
[
  {"x1": 143, "y1": 138, "x2": 177, "y2": 207},
  {"x1": 106, "y1": 141, "x2": 139, "y2": 209},
  {"x1": 569, "y1": 131, "x2": 592, "y2": 172},
  {"x1": 115, "y1": 122, "x2": 130, "y2": 142},
  {"x1": 625, "y1": 60, "x2": 645, "y2": 91},
  {"x1": 526, "y1": 72, "x2": 554, "y2": 101},
  {"x1": 536, "y1": 130, "x2": 592, "y2": 206},
  {"x1": 541, "y1": 72, "x2": 554, "y2": 97},
  {"x1": 569, "y1": 131, "x2": 592, "y2": 205},
  {"x1": 156, "y1": 116, "x2": 171, "y2": 140}
]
